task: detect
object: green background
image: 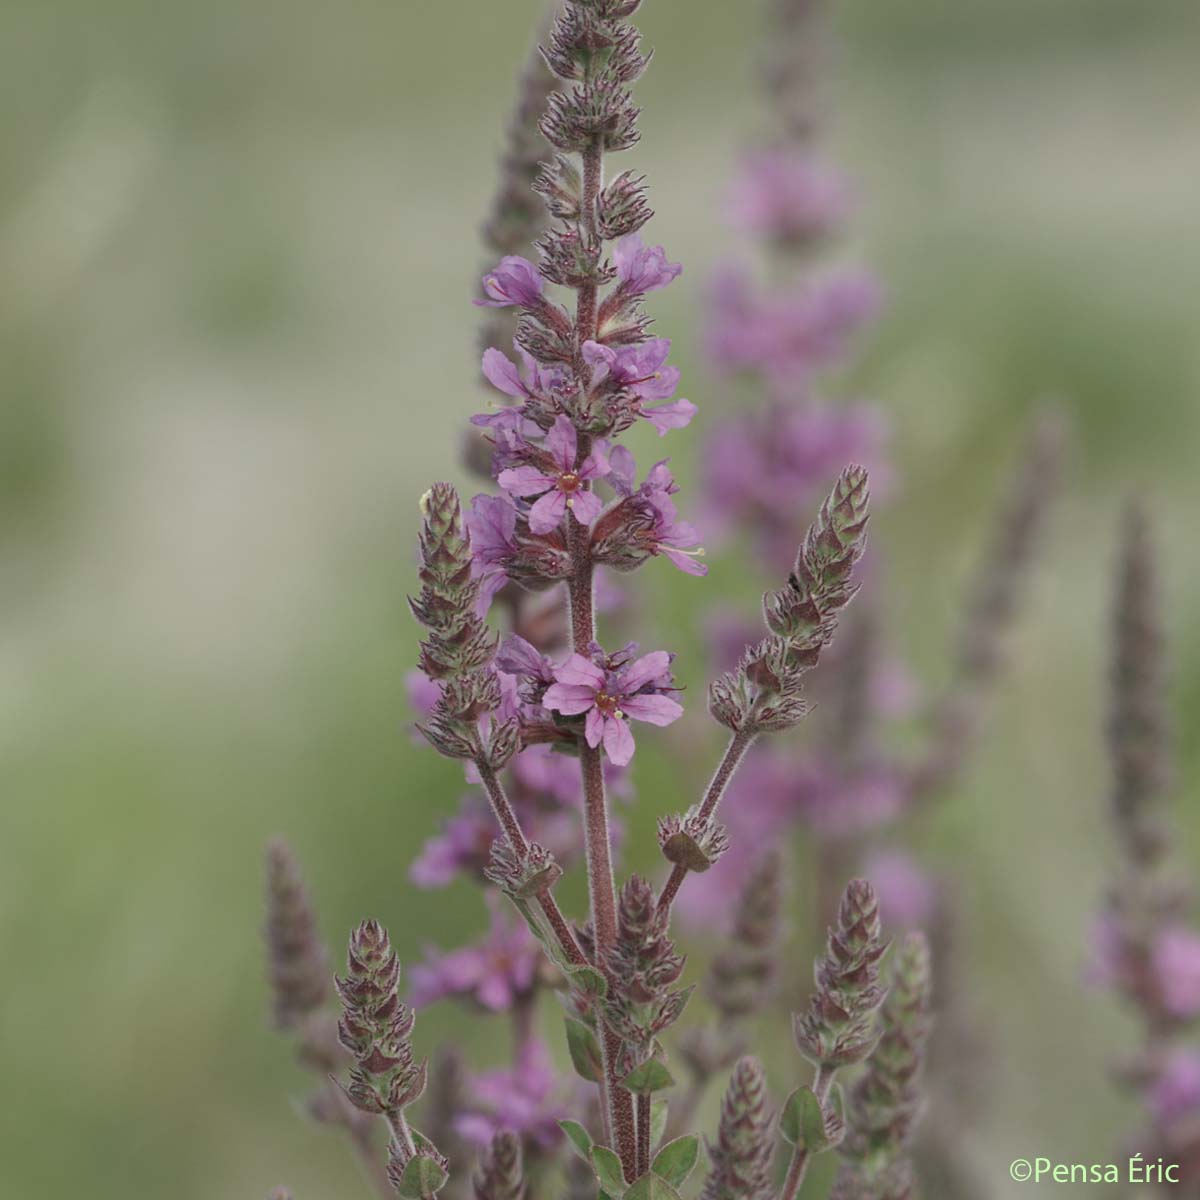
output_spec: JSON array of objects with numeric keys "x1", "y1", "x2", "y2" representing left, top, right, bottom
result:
[{"x1": 2, "y1": 1, "x2": 1198, "y2": 1196}]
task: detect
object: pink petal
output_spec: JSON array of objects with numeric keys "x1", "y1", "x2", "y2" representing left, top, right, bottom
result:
[
  {"x1": 603, "y1": 715, "x2": 636, "y2": 766},
  {"x1": 620, "y1": 651, "x2": 672, "y2": 693},
  {"x1": 527, "y1": 489, "x2": 567, "y2": 534},
  {"x1": 477, "y1": 973, "x2": 513, "y2": 1012},
  {"x1": 585, "y1": 706, "x2": 605, "y2": 749},
  {"x1": 643, "y1": 398, "x2": 698, "y2": 435},
  {"x1": 546, "y1": 414, "x2": 577, "y2": 472},
  {"x1": 578, "y1": 452, "x2": 610, "y2": 481},
  {"x1": 663, "y1": 548, "x2": 708, "y2": 576},
  {"x1": 481, "y1": 349, "x2": 528, "y2": 399},
  {"x1": 543, "y1": 683, "x2": 598, "y2": 716},
  {"x1": 620, "y1": 693, "x2": 684, "y2": 727},
  {"x1": 498, "y1": 466, "x2": 555, "y2": 497},
  {"x1": 555, "y1": 654, "x2": 607, "y2": 688},
  {"x1": 569, "y1": 489, "x2": 603, "y2": 527}
]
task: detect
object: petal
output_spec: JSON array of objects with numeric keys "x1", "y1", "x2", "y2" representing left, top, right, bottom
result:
[
  {"x1": 620, "y1": 693, "x2": 684, "y2": 727},
  {"x1": 632, "y1": 364, "x2": 681, "y2": 402},
  {"x1": 542, "y1": 683, "x2": 599, "y2": 716},
  {"x1": 578, "y1": 452, "x2": 610, "y2": 481},
  {"x1": 663, "y1": 548, "x2": 708, "y2": 576},
  {"x1": 620, "y1": 651, "x2": 672, "y2": 693},
  {"x1": 602, "y1": 716, "x2": 635, "y2": 766},
  {"x1": 497, "y1": 466, "x2": 555, "y2": 497},
  {"x1": 546, "y1": 414, "x2": 577, "y2": 471},
  {"x1": 642, "y1": 398, "x2": 698, "y2": 435},
  {"x1": 568, "y1": 489, "x2": 603, "y2": 527},
  {"x1": 555, "y1": 654, "x2": 607, "y2": 688},
  {"x1": 481, "y1": 348, "x2": 528, "y2": 399},
  {"x1": 585, "y1": 706, "x2": 605, "y2": 749},
  {"x1": 608, "y1": 445, "x2": 638, "y2": 495},
  {"x1": 527, "y1": 489, "x2": 567, "y2": 534},
  {"x1": 581, "y1": 339, "x2": 615, "y2": 372}
]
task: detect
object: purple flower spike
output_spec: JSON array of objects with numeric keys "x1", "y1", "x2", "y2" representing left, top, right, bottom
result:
[
  {"x1": 497, "y1": 415, "x2": 609, "y2": 534},
  {"x1": 1154, "y1": 927, "x2": 1200, "y2": 1019},
  {"x1": 475, "y1": 256, "x2": 545, "y2": 308},
  {"x1": 613, "y1": 234, "x2": 682, "y2": 295},
  {"x1": 730, "y1": 150, "x2": 852, "y2": 245},
  {"x1": 542, "y1": 648, "x2": 683, "y2": 766}
]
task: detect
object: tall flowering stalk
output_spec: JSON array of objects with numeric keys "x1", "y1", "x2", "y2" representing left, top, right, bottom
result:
[
  {"x1": 262, "y1": 4, "x2": 946, "y2": 1198},
  {"x1": 1091, "y1": 501, "x2": 1200, "y2": 1182}
]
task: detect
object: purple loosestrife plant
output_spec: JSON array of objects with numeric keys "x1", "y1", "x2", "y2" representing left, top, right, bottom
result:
[
  {"x1": 1091, "y1": 501, "x2": 1200, "y2": 1182},
  {"x1": 264, "y1": 5, "x2": 942, "y2": 1199}
]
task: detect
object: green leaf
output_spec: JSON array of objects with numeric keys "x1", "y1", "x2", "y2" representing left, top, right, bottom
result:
[
  {"x1": 565, "y1": 1017, "x2": 604, "y2": 1083},
  {"x1": 396, "y1": 1153, "x2": 448, "y2": 1200},
  {"x1": 650, "y1": 1136, "x2": 700, "y2": 1187},
  {"x1": 619, "y1": 1057, "x2": 675, "y2": 1096},
  {"x1": 649, "y1": 1100, "x2": 668, "y2": 1153},
  {"x1": 559, "y1": 1119, "x2": 594, "y2": 1161},
  {"x1": 779, "y1": 1086, "x2": 835, "y2": 1152},
  {"x1": 567, "y1": 964, "x2": 609, "y2": 1000},
  {"x1": 590, "y1": 1146, "x2": 627, "y2": 1198},
  {"x1": 623, "y1": 1173, "x2": 682, "y2": 1200}
]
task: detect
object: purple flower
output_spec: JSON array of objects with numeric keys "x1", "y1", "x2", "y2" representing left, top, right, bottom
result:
[
  {"x1": 701, "y1": 400, "x2": 889, "y2": 572},
  {"x1": 497, "y1": 415, "x2": 609, "y2": 534},
  {"x1": 643, "y1": 488, "x2": 707, "y2": 576},
  {"x1": 613, "y1": 234, "x2": 682, "y2": 295},
  {"x1": 480, "y1": 342, "x2": 571, "y2": 403},
  {"x1": 582, "y1": 338, "x2": 697, "y2": 436},
  {"x1": 409, "y1": 897, "x2": 539, "y2": 1012},
  {"x1": 1154, "y1": 927, "x2": 1200, "y2": 1019},
  {"x1": 1150, "y1": 1050, "x2": 1200, "y2": 1124},
  {"x1": 466, "y1": 492, "x2": 520, "y2": 608},
  {"x1": 454, "y1": 1039, "x2": 564, "y2": 1149},
  {"x1": 599, "y1": 454, "x2": 706, "y2": 575},
  {"x1": 705, "y1": 264, "x2": 881, "y2": 392},
  {"x1": 474, "y1": 256, "x2": 545, "y2": 308},
  {"x1": 730, "y1": 151, "x2": 852, "y2": 244},
  {"x1": 409, "y1": 799, "x2": 496, "y2": 888},
  {"x1": 542, "y1": 646, "x2": 683, "y2": 766}
]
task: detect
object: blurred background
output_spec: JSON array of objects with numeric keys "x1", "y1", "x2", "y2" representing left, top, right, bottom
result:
[{"x1": 2, "y1": 0, "x2": 1199, "y2": 1196}]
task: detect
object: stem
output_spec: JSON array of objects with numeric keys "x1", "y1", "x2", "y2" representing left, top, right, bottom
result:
[
  {"x1": 657, "y1": 728, "x2": 759, "y2": 916},
  {"x1": 636, "y1": 1092, "x2": 651, "y2": 1176},
  {"x1": 475, "y1": 755, "x2": 587, "y2": 967},
  {"x1": 778, "y1": 1064, "x2": 836, "y2": 1200},
  {"x1": 387, "y1": 1107, "x2": 418, "y2": 1162}
]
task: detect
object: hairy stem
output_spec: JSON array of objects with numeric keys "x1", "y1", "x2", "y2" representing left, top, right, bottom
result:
[
  {"x1": 636, "y1": 1091, "x2": 651, "y2": 1176},
  {"x1": 657, "y1": 728, "x2": 758, "y2": 915},
  {"x1": 778, "y1": 1063, "x2": 836, "y2": 1200},
  {"x1": 476, "y1": 755, "x2": 587, "y2": 967}
]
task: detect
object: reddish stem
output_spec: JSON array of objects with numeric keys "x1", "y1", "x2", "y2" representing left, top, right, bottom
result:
[{"x1": 657, "y1": 728, "x2": 758, "y2": 916}]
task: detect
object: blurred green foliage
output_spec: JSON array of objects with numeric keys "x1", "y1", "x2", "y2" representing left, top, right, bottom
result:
[{"x1": 1, "y1": 1, "x2": 1198, "y2": 1196}]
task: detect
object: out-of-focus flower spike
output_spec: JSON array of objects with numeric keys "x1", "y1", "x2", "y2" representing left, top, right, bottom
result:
[
  {"x1": 701, "y1": 1056, "x2": 776, "y2": 1200},
  {"x1": 832, "y1": 931, "x2": 933, "y2": 1197},
  {"x1": 472, "y1": 1131, "x2": 526, "y2": 1200},
  {"x1": 706, "y1": 850, "x2": 784, "y2": 1022},
  {"x1": 265, "y1": 837, "x2": 331, "y2": 1033},
  {"x1": 1109, "y1": 497, "x2": 1172, "y2": 866},
  {"x1": 913, "y1": 412, "x2": 1066, "y2": 796}
]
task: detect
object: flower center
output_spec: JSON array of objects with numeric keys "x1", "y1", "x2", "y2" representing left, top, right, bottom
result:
[
  {"x1": 558, "y1": 471, "x2": 581, "y2": 493},
  {"x1": 594, "y1": 690, "x2": 623, "y2": 719}
]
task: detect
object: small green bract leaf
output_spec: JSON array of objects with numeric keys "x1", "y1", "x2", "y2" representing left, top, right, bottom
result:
[
  {"x1": 568, "y1": 964, "x2": 609, "y2": 999},
  {"x1": 590, "y1": 1146, "x2": 627, "y2": 1198},
  {"x1": 397, "y1": 1154, "x2": 448, "y2": 1200},
  {"x1": 619, "y1": 1058, "x2": 675, "y2": 1096},
  {"x1": 780, "y1": 1086, "x2": 834, "y2": 1152},
  {"x1": 649, "y1": 1100, "x2": 668, "y2": 1153},
  {"x1": 565, "y1": 1017, "x2": 604, "y2": 1083},
  {"x1": 623, "y1": 1173, "x2": 682, "y2": 1200},
  {"x1": 559, "y1": 1119, "x2": 594, "y2": 1161},
  {"x1": 650, "y1": 1136, "x2": 699, "y2": 1187}
]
